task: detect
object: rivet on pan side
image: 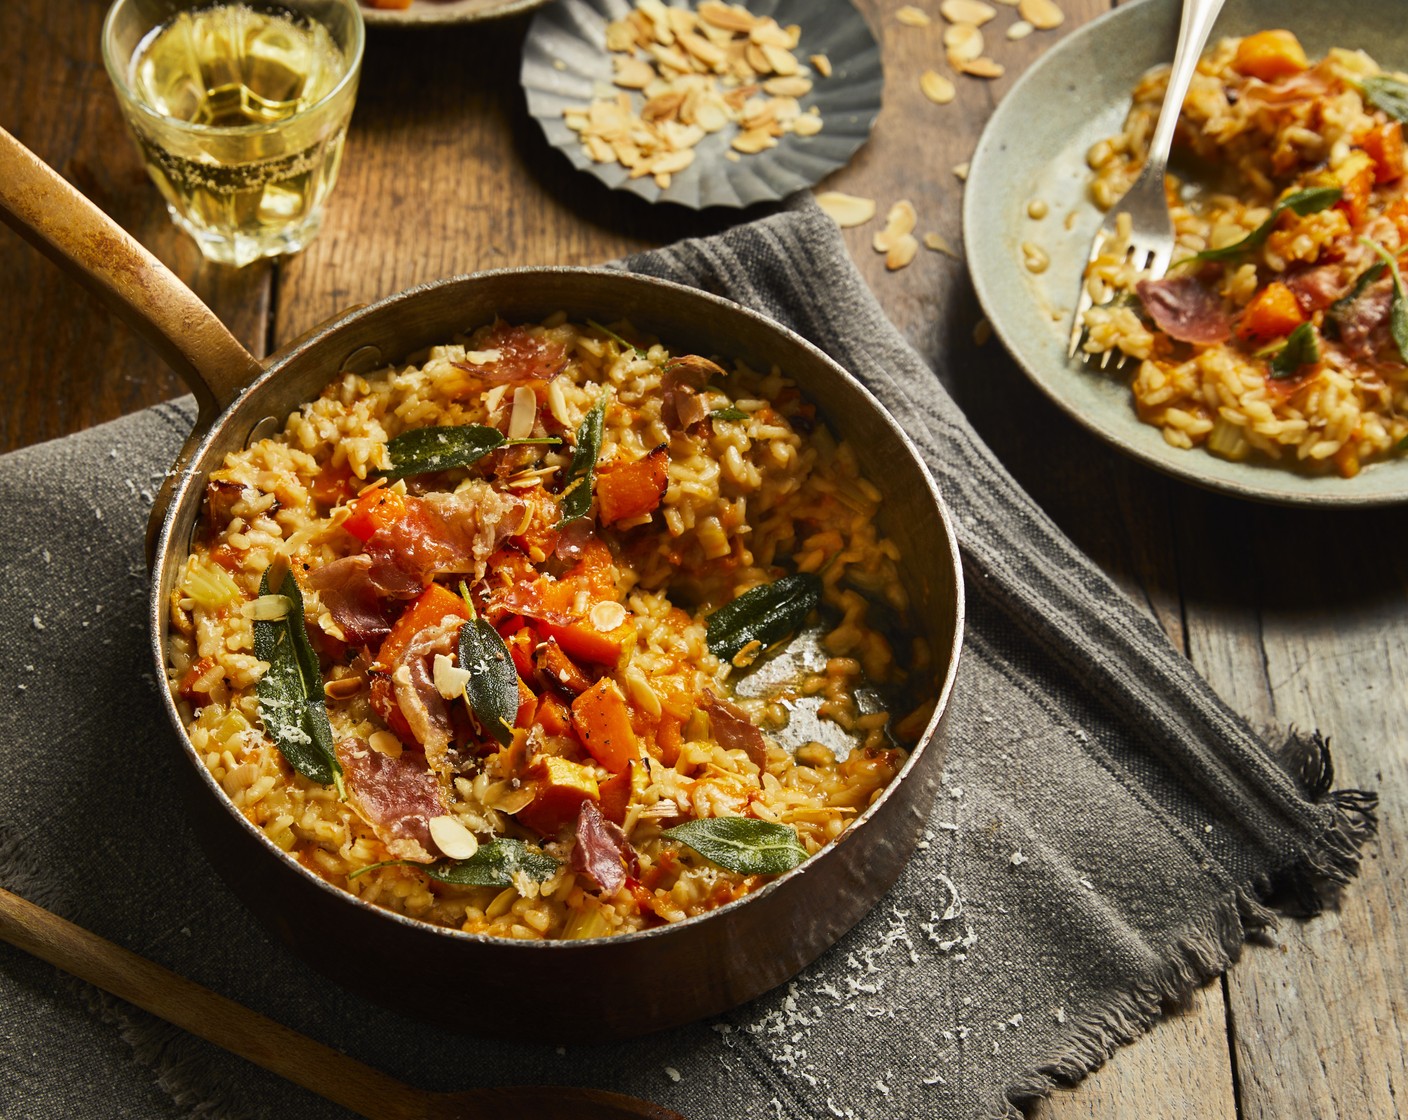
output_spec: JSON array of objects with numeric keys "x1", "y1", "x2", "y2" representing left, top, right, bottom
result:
[
  {"x1": 342, "y1": 345, "x2": 383, "y2": 373},
  {"x1": 244, "y1": 416, "x2": 281, "y2": 448}
]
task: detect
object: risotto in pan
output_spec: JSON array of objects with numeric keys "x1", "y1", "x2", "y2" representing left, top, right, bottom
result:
[{"x1": 166, "y1": 315, "x2": 931, "y2": 940}]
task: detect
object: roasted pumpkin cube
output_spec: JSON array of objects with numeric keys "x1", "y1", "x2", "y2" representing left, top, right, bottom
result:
[
  {"x1": 571, "y1": 677, "x2": 640, "y2": 773},
  {"x1": 515, "y1": 755, "x2": 600, "y2": 836}
]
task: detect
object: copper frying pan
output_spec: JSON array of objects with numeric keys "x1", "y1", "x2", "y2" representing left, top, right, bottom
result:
[{"x1": 0, "y1": 125, "x2": 964, "y2": 1038}]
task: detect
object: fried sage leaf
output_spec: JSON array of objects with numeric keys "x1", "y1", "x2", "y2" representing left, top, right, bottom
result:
[
  {"x1": 1361, "y1": 75, "x2": 1408, "y2": 123},
  {"x1": 253, "y1": 568, "x2": 341, "y2": 789},
  {"x1": 1269, "y1": 322, "x2": 1321, "y2": 380},
  {"x1": 664, "y1": 818, "x2": 808, "y2": 876},
  {"x1": 1325, "y1": 261, "x2": 1387, "y2": 339},
  {"x1": 1189, "y1": 187, "x2": 1342, "y2": 263},
  {"x1": 710, "y1": 407, "x2": 748, "y2": 421},
  {"x1": 458, "y1": 613, "x2": 519, "y2": 746},
  {"x1": 1366, "y1": 238, "x2": 1408, "y2": 364},
  {"x1": 350, "y1": 839, "x2": 559, "y2": 886},
  {"x1": 706, "y1": 573, "x2": 822, "y2": 662},
  {"x1": 381, "y1": 424, "x2": 558, "y2": 481},
  {"x1": 556, "y1": 398, "x2": 606, "y2": 527},
  {"x1": 587, "y1": 319, "x2": 648, "y2": 359}
]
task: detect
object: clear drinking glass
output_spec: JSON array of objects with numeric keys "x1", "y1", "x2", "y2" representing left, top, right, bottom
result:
[{"x1": 102, "y1": 0, "x2": 364, "y2": 268}]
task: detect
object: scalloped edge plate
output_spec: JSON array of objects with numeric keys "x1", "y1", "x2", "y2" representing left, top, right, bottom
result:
[
  {"x1": 520, "y1": 0, "x2": 882, "y2": 208},
  {"x1": 361, "y1": 0, "x2": 551, "y2": 26},
  {"x1": 963, "y1": 0, "x2": 1408, "y2": 507}
]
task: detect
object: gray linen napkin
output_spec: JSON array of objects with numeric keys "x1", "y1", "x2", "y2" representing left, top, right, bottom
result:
[{"x1": 0, "y1": 202, "x2": 1375, "y2": 1120}]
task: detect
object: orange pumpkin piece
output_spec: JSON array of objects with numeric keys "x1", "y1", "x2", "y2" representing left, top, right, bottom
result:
[
  {"x1": 1359, "y1": 121, "x2": 1405, "y2": 184},
  {"x1": 571, "y1": 678, "x2": 640, "y2": 773},
  {"x1": 597, "y1": 446, "x2": 669, "y2": 526},
  {"x1": 539, "y1": 613, "x2": 637, "y2": 668},
  {"x1": 1232, "y1": 30, "x2": 1308, "y2": 82},
  {"x1": 1236, "y1": 282, "x2": 1305, "y2": 343},
  {"x1": 342, "y1": 485, "x2": 405, "y2": 542},
  {"x1": 598, "y1": 760, "x2": 645, "y2": 825},
  {"x1": 535, "y1": 691, "x2": 575, "y2": 738},
  {"x1": 537, "y1": 637, "x2": 594, "y2": 696},
  {"x1": 374, "y1": 583, "x2": 469, "y2": 670},
  {"x1": 516, "y1": 755, "x2": 600, "y2": 836}
]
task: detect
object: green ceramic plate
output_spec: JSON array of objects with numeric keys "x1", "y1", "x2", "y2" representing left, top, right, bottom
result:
[{"x1": 963, "y1": 0, "x2": 1408, "y2": 507}]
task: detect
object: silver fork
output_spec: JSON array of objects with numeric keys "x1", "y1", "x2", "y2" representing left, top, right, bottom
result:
[{"x1": 1067, "y1": 0, "x2": 1228, "y2": 366}]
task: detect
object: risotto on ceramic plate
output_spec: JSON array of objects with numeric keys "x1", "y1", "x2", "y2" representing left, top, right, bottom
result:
[
  {"x1": 1077, "y1": 31, "x2": 1408, "y2": 477},
  {"x1": 165, "y1": 314, "x2": 931, "y2": 940}
]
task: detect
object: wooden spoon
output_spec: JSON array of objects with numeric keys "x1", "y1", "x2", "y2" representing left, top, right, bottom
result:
[{"x1": 0, "y1": 886, "x2": 685, "y2": 1120}]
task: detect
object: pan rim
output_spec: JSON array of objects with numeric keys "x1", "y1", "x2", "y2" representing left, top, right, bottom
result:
[{"x1": 148, "y1": 264, "x2": 965, "y2": 952}]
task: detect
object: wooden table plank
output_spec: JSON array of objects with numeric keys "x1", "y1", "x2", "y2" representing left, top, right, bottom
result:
[{"x1": 1179, "y1": 498, "x2": 1406, "y2": 1120}]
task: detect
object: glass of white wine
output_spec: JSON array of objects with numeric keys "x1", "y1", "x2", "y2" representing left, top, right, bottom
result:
[{"x1": 103, "y1": 0, "x2": 364, "y2": 267}]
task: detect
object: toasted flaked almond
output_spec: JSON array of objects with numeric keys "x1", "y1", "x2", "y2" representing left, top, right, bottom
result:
[
  {"x1": 953, "y1": 160, "x2": 970, "y2": 180},
  {"x1": 749, "y1": 18, "x2": 794, "y2": 48},
  {"x1": 642, "y1": 89, "x2": 685, "y2": 121},
  {"x1": 698, "y1": 0, "x2": 756, "y2": 33},
  {"x1": 693, "y1": 95, "x2": 731, "y2": 131},
  {"x1": 649, "y1": 42, "x2": 692, "y2": 73},
  {"x1": 665, "y1": 5, "x2": 695, "y2": 37},
  {"x1": 368, "y1": 730, "x2": 402, "y2": 758},
  {"x1": 764, "y1": 74, "x2": 812, "y2": 97},
  {"x1": 585, "y1": 134, "x2": 615, "y2": 163},
  {"x1": 792, "y1": 112, "x2": 823, "y2": 136},
  {"x1": 605, "y1": 18, "x2": 639, "y2": 51},
  {"x1": 943, "y1": 22, "x2": 983, "y2": 62},
  {"x1": 886, "y1": 233, "x2": 920, "y2": 270},
  {"x1": 1018, "y1": 0, "x2": 1063, "y2": 29},
  {"x1": 961, "y1": 56, "x2": 1005, "y2": 78},
  {"x1": 679, "y1": 29, "x2": 726, "y2": 69},
  {"x1": 1006, "y1": 19, "x2": 1034, "y2": 39},
  {"x1": 323, "y1": 674, "x2": 364, "y2": 700},
  {"x1": 810, "y1": 52, "x2": 832, "y2": 77},
  {"x1": 612, "y1": 55, "x2": 656, "y2": 90},
  {"x1": 731, "y1": 127, "x2": 778, "y2": 154},
  {"x1": 429, "y1": 815, "x2": 479, "y2": 860},
  {"x1": 744, "y1": 41, "x2": 771, "y2": 74},
  {"x1": 873, "y1": 198, "x2": 918, "y2": 252},
  {"x1": 940, "y1": 0, "x2": 996, "y2": 25},
  {"x1": 896, "y1": 5, "x2": 931, "y2": 26},
  {"x1": 920, "y1": 69, "x2": 956, "y2": 104},
  {"x1": 590, "y1": 600, "x2": 629, "y2": 631},
  {"x1": 761, "y1": 43, "x2": 800, "y2": 76},
  {"x1": 815, "y1": 190, "x2": 876, "y2": 227},
  {"x1": 924, "y1": 231, "x2": 960, "y2": 258}
]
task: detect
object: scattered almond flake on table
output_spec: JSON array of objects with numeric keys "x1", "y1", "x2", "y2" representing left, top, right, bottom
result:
[
  {"x1": 940, "y1": 0, "x2": 996, "y2": 25},
  {"x1": 943, "y1": 22, "x2": 983, "y2": 65},
  {"x1": 664, "y1": 1066, "x2": 682, "y2": 1082},
  {"x1": 31, "y1": 615, "x2": 44, "y2": 631},
  {"x1": 1007, "y1": 18, "x2": 1034, "y2": 39},
  {"x1": 924, "y1": 231, "x2": 960, "y2": 259},
  {"x1": 920, "y1": 69, "x2": 956, "y2": 105},
  {"x1": 1017, "y1": 0, "x2": 1064, "y2": 29},
  {"x1": 961, "y1": 56, "x2": 1004, "y2": 78},
  {"x1": 1010, "y1": 850, "x2": 1028, "y2": 866},
  {"x1": 815, "y1": 190, "x2": 876, "y2": 227},
  {"x1": 1080, "y1": 876, "x2": 1095, "y2": 889},
  {"x1": 895, "y1": 5, "x2": 930, "y2": 26},
  {"x1": 953, "y1": 160, "x2": 970, "y2": 180}
]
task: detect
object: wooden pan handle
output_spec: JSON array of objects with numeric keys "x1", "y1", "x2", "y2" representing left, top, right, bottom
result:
[
  {"x1": 0, "y1": 126, "x2": 264, "y2": 421},
  {"x1": 0, "y1": 885, "x2": 434, "y2": 1120}
]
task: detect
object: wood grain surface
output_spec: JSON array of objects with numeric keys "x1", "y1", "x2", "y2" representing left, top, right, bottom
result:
[{"x1": 1, "y1": 0, "x2": 1402, "y2": 1118}]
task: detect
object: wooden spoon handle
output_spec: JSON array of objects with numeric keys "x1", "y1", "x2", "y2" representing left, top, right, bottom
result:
[{"x1": 0, "y1": 885, "x2": 438, "y2": 1120}]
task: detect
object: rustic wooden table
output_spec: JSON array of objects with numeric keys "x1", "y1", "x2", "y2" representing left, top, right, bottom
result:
[{"x1": 1, "y1": 0, "x2": 1402, "y2": 1116}]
